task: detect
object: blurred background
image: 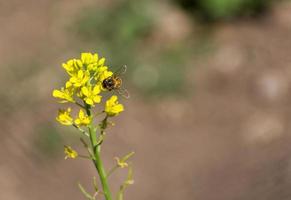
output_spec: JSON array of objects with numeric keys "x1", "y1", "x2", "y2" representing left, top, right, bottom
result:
[{"x1": 1, "y1": 0, "x2": 291, "y2": 199}]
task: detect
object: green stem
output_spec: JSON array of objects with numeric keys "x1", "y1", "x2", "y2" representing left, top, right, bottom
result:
[
  {"x1": 94, "y1": 145, "x2": 112, "y2": 200},
  {"x1": 86, "y1": 105, "x2": 112, "y2": 200}
]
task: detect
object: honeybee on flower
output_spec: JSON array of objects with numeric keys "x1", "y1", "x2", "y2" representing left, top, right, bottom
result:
[
  {"x1": 53, "y1": 52, "x2": 128, "y2": 105},
  {"x1": 102, "y1": 65, "x2": 130, "y2": 99}
]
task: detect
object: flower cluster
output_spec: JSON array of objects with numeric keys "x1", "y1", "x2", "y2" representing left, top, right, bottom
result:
[
  {"x1": 53, "y1": 53, "x2": 133, "y2": 200},
  {"x1": 52, "y1": 53, "x2": 124, "y2": 128}
]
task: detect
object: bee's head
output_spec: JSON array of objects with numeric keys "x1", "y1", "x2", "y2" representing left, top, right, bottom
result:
[
  {"x1": 102, "y1": 77, "x2": 115, "y2": 90},
  {"x1": 106, "y1": 78, "x2": 114, "y2": 85}
]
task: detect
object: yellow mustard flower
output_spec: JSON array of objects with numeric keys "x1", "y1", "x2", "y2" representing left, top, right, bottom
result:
[
  {"x1": 81, "y1": 52, "x2": 107, "y2": 71},
  {"x1": 81, "y1": 52, "x2": 98, "y2": 71},
  {"x1": 62, "y1": 59, "x2": 83, "y2": 76},
  {"x1": 81, "y1": 85, "x2": 102, "y2": 106},
  {"x1": 69, "y1": 70, "x2": 90, "y2": 88},
  {"x1": 52, "y1": 87, "x2": 75, "y2": 103},
  {"x1": 64, "y1": 145, "x2": 78, "y2": 159},
  {"x1": 56, "y1": 108, "x2": 73, "y2": 125},
  {"x1": 81, "y1": 52, "x2": 98, "y2": 65},
  {"x1": 105, "y1": 95, "x2": 124, "y2": 116},
  {"x1": 75, "y1": 109, "x2": 91, "y2": 126}
]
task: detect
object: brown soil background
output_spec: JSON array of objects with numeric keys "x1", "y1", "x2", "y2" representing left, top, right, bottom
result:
[{"x1": 1, "y1": 1, "x2": 291, "y2": 200}]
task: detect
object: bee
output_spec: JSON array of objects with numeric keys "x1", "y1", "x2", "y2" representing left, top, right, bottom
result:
[{"x1": 102, "y1": 65, "x2": 130, "y2": 99}]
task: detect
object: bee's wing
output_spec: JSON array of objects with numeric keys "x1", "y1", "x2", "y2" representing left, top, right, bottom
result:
[
  {"x1": 116, "y1": 88, "x2": 130, "y2": 99},
  {"x1": 113, "y1": 65, "x2": 127, "y2": 76}
]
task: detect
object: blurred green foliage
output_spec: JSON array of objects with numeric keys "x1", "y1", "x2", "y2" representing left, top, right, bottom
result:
[
  {"x1": 174, "y1": 0, "x2": 274, "y2": 21},
  {"x1": 73, "y1": 0, "x2": 198, "y2": 97},
  {"x1": 74, "y1": 0, "x2": 153, "y2": 67}
]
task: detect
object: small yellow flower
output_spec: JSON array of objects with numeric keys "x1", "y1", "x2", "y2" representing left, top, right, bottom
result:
[
  {"x1": 52, "y1": 87, "x2": 75, "y2": 103},
  {"x1": 75, "y1": 109, "x2": 91, "y2": 126},
  {"x1": 81, "y1": 52, "x2": 98, "y2": 65},
  {"x1": 62, "y1": 59, "x2": 83, "y2": 76},
  {"x1": 81, "y1": 85, "x2": 102, "y2": 106},
  {"x1": 64, "y1": 145, "x2": 78, "y2": 159},
  {"x1": 69, "y1": 70, "x2": 90, "y2": 88},
  {"x1": 81, "y1": 52, "x2": 107, "y2": 71},
  {"x1": 105, "y1": 95, "x2": 124, "y2": 117},
  {"x1": 56, "y1": 108, "x2": 73, "y2": 125},
  {"x1": 81, "y1": 52, "x2": 98, "y2": 71}
]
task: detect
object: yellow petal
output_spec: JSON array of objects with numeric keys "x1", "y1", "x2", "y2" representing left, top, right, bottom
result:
[
  {"x1": 76, "y1": 59, "x2": 83, "y2": 68},
  {"x1": 70, "y1": 77, "x2": 77, "y2": 83},
  {"x1": 93, "y1": 96, "x2": 101, "y2": 103},
  {"x1": 77, "y1": 70, "x2": 83, "y2": 79},
  {"x1": 75, "y1": 119, "x2": 81, "y2": 125},
  {"x1": 92, "y1": 53, "x2": 98, "y2": 63},
  {"x1": 98, "y1": 58, "x2": 105, "y2": 66},
  {"x1": 81, "y1": 87, "x2": 89, "y2": 96},
  {"x1": 115, "y1": 104, "x2": 124, "y2": 112},
  {"x1": 81, "y1": 53, "x2": 90, "y2": 64},
  {"x1": 85, "y1": 98, "x2": 94, "y2": 105},
  {"x1": 52, "y1": 90, "x2": 63, "y2": 98},
  {"x1": 79, "y1": 109, "x2": 85, "y2": 118},
  {"x1": 65, "y1": 81, "x2": 72, "y2": 88},
  {"x1": 93, "y1": 85, "x2": 101, "y2": 94},
  {"x1": 110, "y1": 95, "x2": 118, "y2": 103}
]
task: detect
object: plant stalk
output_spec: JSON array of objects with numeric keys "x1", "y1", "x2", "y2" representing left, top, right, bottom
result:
[
  {"x1": 93, "y1": 145, "x2": 112, "y2": 200},
  {"x1": 86, "y1": 105, "x2": 112, "y2": 200}
]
